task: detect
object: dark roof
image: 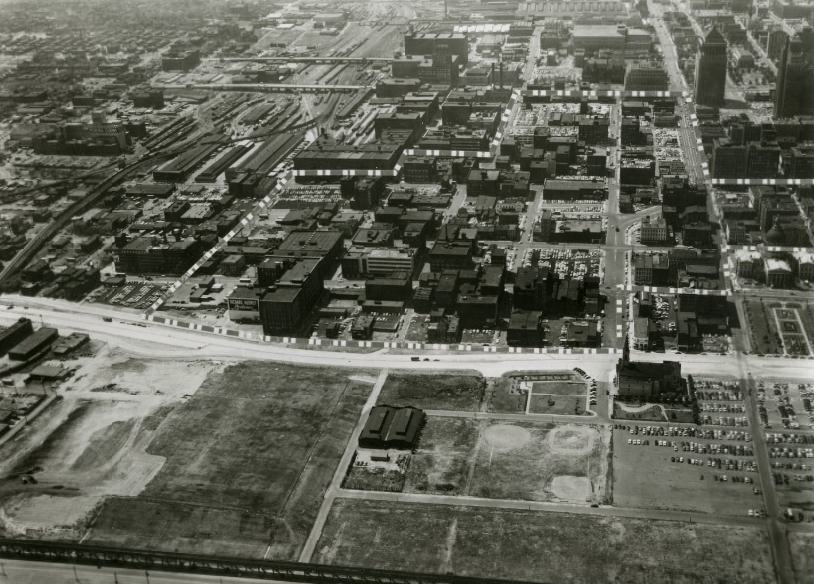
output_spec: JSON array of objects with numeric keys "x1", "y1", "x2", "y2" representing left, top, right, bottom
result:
[{"x1": 704, "y1": 27, "x2": 726, "y2": 45}]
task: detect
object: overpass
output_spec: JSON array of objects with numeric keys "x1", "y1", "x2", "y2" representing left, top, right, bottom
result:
[
  {"x1": 156, "y1": 83, "x2": 369, "y2": 94},
  {"x1": 217, "y1": 56, "x2": 394, "y2": 64}
]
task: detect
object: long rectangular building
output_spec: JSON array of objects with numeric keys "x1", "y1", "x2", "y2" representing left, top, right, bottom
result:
[
  {"x1": 9, "y1": 327, "x2": 58, "y2": 361},
  {"x1": 293, "y1": 140, "x2": 403, "y2": 171},
  {"x1": 0, "y1": 318, "x2": 33, "y2": 357}
]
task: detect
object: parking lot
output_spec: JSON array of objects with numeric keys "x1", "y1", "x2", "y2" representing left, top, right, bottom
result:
[
  {"x1": 92, "y1": 281, "x2": 168, "y2": 310},
  {"x1": 757, "y1": 378, "x2": 814, "y2": 522},
  {"x1": 613, "y1": 420, "x2": 763, "y2": 516},
  {"x1": 521, "y1": 247, "x2": 602, "y2": 281}
]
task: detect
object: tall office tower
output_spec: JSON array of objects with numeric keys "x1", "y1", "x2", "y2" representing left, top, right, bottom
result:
[
  {"x1": 775, "y1": 32, "x2": 814, "y2": 118},
  {"x1": 695, "y1": 28, "x2": 727, "y2": 108},
  {"x1": 766, "y1": 26, "x2": 787, "y2": 63}
]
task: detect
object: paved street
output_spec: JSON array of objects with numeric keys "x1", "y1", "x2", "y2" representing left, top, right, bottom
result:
[
  {"x1": 2, "y1": 298, "x2": 812, "y2": 380},
  {"x1": 335, "y1": 487, "x2": 766, "y2": 528},
  {"x1": 299, "y1": 368, "x2": 388, "y2": 562}
]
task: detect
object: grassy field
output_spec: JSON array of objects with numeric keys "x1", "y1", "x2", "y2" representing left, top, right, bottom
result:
[
  {"x1": 790, "y1": 532, "x2": 814, "y2": 584},
  {"x1": 86, "y1": 362, "x2": 373, "y2": 559},
  {"x1": 612, "y1": 428, "x2": 758, "y2": 515},
  {"x1": 613, "y1": 401, "x2": 695, "y2": 423},
  {"x1": 404, "y1": 417, "x2": 479, "y2": 495},
  {"x1": 314, "y1": 499, "x2": 776, "y2": 584},
  {"x1": 528, "y1": 393, "x2": 586, "y2": 415},
  {"x1": 487, "y1": 377, "x2": 526, "y2": 413},
  {"x1": 744, "y1": 300, "x2": 783, "y2": 355},
  {"x1": 376, "y1": 371, "x2": 485, "y2": 411}
]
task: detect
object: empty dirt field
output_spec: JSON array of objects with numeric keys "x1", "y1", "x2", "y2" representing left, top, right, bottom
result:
[
  {"x1": 0, "y1": 347, "x2": 219, "y2": 540},
  {"x1": 400, "y1": 417, "x2": 609, "y2": 504},
  {"x1": 376, "y1": 371, "x2": 485, "y2": 411},
  {"x1": 314, "y1": 498, "x2": 776, "y2": 584},
  {"x1": 613, "y1": 428, "x2": 759, "y2": 515},
  {"x1": 81, "y1": 361, "x2": 375, "y2": 559}
]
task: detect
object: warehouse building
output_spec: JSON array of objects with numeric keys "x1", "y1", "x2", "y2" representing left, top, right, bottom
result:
[
  {"x1": 0, "y1": 318, "x2": 33, "y2": 357},
  {"x1": 359, "y1": 405, "x2": 426, "y2": 450},
  {"x1": 8, "y1": 327, "x2": 59, "y2": 361}
]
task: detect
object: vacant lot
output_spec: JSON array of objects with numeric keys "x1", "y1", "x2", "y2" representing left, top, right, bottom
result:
[
  {"x1": 314, "y1": 499, "x2": 776, "y2": 584},
  {"x1": 613, "y1": 428, "x2": 758, "y2": 515},
  {"x1": 487, "y1": 376, "x2": 526, "y2": 413},
  {"x1": 468, "y1": 422, "x2": 609, "y2": 504},
  {"x1": 528, "y1": 393, "x2": 586, "y2": 415},
  {"x1": 790, "y1": 532, "x2": 814, "y2": 584},
  {"x1": 0, "y1": 354, "x2": 217, "y2": 540},
  {"x1": 404, "y1": 417, "x2": 479, "y2": 495},
  {"x1": 86, "y1": 362, "x2": 373, "y2": 559},
  {"x1": 377, "y1": 371, "x2": 484, "y2": 411}
]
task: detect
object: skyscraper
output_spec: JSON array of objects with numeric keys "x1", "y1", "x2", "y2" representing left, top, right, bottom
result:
[
  {"x1": 775, "y1": 32, "x2": 814, "y2": 118},
  {"x1": 695, "y1": 28, "x2": 727, "y2": 108}
]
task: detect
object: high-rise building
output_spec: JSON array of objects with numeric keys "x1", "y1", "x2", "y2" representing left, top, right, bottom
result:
[
  {"x1": 775, "y1": 33, "x2": 814, "y2": 118},
  {"x1": 766, "y1": 27, "x2": 787, "y2": 63},
  {"x1": 695, "y1": 28, "x2": 727, "y2": 108}
]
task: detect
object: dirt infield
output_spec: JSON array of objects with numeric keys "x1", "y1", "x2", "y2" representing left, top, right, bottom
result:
[
  {"x1": 482, "y1": 424, "x2": 531, "y2": 452},
  {"x1": 546, "y1": 424, "x2": 596, "y2": 456}
]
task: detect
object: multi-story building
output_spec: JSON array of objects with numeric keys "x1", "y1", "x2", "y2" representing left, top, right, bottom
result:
[
  {"x1": 341, "y1": 247, "x2": 418, "y2": 278},
  {"x1": 640, "y1": 216, "x2": 671, "y2": 245},
  {"x1": 775, "y1": 33, "x2": 814, "y2": 118},
  {"x1": 404, "y1": 32, "x2": 468, "y2": 65},
  {"x1": 633, "y1": 253, "x2": 670, "y2": 285},
  {"x1": 624, "y1": 63, "x2": 669, "y2": 91},
  {"x1": 695, "y1": 28, "x2": 727, "y2": 108},
  {"x1": 259, "y1": 258, "x2": 324, "y2": 335},
  {"x1": 711, "y1": 138, "x2": 747, "y2": 178},
  {"x1": 746, "y1": 141, "x2": 780, "y2": 177}
]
